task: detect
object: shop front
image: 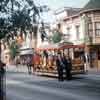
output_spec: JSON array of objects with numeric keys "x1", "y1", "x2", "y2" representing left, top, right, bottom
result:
[
  {"x1": 88, "y1": 45, "x2": 100, "y2": 72},
  {"x1": 19, "y1": 48, "x2": 34, "y2": 65}
]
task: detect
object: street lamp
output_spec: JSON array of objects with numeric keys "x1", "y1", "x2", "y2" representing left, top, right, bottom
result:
[{"x1": 83, "y1": 14, "x2": 93, "y2": 69}]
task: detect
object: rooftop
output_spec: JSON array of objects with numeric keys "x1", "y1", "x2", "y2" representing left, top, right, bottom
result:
[
  {"x1": 54, "y1": 7, "x2": 81, "y2": 16},
  {"x1": 63, "y1": 0, "x2": 100, "y2": 21},
  {"x1": 82, "y1": 0, "x2": 100, "y2": 12}
]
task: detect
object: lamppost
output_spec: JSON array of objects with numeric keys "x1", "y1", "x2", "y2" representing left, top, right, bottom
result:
[{"x1": 82, "y1": 14, "x2": 92, "y2": 71}]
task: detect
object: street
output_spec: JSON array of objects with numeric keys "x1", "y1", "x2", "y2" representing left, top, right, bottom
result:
[{"x1": 6, "y1": 69, "x2": 100, "y2": 100}]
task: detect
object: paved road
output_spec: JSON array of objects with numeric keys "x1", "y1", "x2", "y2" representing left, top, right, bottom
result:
[{"x1": 6, "y1": 71, "x2": 100, "y2": 100}]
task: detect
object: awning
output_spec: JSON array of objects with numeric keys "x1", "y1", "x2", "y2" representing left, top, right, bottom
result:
[
  {"x1": 36, "y1": 43, "x2": 59, "y2": 51},
  {"x1": 36, "y1": 43, "x2": 85, "y2": 51},
  {"x1": 20, "y1": 49, "x2": 34, "y2": 55}
]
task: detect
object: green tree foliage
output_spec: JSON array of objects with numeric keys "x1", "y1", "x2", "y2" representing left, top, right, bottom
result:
[
  {"x1": 0, "y1": 0, "x2": 22, "y2": 40},
  {"x1": 0, "y1": 17, "x2": 8, "y2": 39},
  {"x1": 0, "y1": 0, "x2": 49, "y2": 40},
  {"x1": 52, "y1": 31, "x2": 62, "y2": 43},
  {"x1": 0, "y1": 0, "x2": 49, "y2": 60},
  {"x1": 9, "y1": 40, "x2": 19, "y2": 59}
]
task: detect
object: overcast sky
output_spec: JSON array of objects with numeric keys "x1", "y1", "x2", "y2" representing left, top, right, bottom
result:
[
  {"x1": 35, "y1": 0, "x2": 89, "y2": 10},
  {"x1": 34, "y1": 0, "x2": 90, "y2": 23}
]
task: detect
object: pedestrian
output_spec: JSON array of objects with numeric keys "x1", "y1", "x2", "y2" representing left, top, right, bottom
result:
[
  {"x1": 56, "y1": 53, "x2": 64, "y2": 81},
  {"x1": 15, "y1": 57, "x2": 20, "y2": 72},
  {"x1": 27, "y1": 56, "x2": 32, "y2": 74},
  {"x1": 83, "y1": 53, "x2": 90, "y2": 72},
  {"x1": 0, "y1": 60, "x2": 6, "y2": 100},
  {"x1": 63, "y1": 56, "x2": 72, "y2": 80},
  {"x1": 33, "y1": 53, "x2": 40, "y2": 72}
]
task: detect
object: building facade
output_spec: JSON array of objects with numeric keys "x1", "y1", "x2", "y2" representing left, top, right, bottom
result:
[{"x1": 60, "y1": 0, "x2": 100, "y2": 72}]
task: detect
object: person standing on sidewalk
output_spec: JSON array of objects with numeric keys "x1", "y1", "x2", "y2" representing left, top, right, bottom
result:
[
  {"x1": 56, "y1": 53, "x2": 64, "y2": 81},
  {"x1": 27, "y1": 56, "x2": 32, "y2": 74},
  {"x1": 0, "y1": 60, "x2": 6, "y2": 100}
]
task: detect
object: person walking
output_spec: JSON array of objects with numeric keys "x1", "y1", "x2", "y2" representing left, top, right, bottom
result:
[
  {"x1": 56, "y1": 53, "x2": 64, "y2": 81},
  {"x1": 27, "y1": 56, "x2": 32, "y2": 74}
]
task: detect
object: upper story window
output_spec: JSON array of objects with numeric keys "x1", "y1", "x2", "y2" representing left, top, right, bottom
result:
[
  {"x1": 88, "y1": 23, "x2": 93, "y2": 37},
  {"x1": 67, "y1": 27, "x2": 70, "y2": 34},
  {"x1": 75, "y1": 25, "x2": 80, "y2": 39},
  {"x1": 88, "y1": 23, "x2": 92, "y2": 30},
  {"x1": 65, "y1": 27, "x2": 71, "y2": 40},
  {"x1": 95, "y1": 22, "x2": 100, "y2": 36}
]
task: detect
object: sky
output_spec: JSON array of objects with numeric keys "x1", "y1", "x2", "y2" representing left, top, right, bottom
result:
[
  {"x1": 35, "y1": 0, "x2": 89, "y2": 10},
  {"x1": 34, "y1": 0, "x2": 90, "y2": 23}
]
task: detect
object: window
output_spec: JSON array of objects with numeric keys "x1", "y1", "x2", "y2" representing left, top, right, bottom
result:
[
  {"x1": 88, "y1": 23, "x2": 92, "y2": 30},
  {"x1": 66, "y1": 27, "x2": 71, "y2": 40},
  {"x1": 88, "y1": 23, "x2": 93, "y2": 37},
  {"x1": 67, "y1": 27, "x2": 70, "y2": 34},
  {"x1": 95, "y1": 22, "x2": 100, "y2": 36},
  {"x1": 76, "y1": 25, "x2": 80, "y2": 39}
]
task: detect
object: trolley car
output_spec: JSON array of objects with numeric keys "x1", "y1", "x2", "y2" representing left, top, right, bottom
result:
[{"x1": 33, "y1": 43, "x2": 85, "y2": 76}]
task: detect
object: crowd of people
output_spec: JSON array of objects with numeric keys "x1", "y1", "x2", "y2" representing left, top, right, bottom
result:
[{"x1": 56, "y1": 53, "x2": 72, "y2": 81}]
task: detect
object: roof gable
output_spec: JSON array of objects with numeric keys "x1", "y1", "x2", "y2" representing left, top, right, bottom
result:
[{"x1": 82, "y1": 0, "x2": 100, "y2": 12}]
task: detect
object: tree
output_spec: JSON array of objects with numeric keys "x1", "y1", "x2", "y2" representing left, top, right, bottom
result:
[
  {"x1": 0, "y1": 0, "x2": 49, "y2": 57},
  {"x1": 9, "y1": 40, "x2": 19, "y2": 59},
  {"x1": 52, "y1": 30, "x2": 62, "y2": 43},
  {"x1": 25, "y1": 0, "x2": 49, "y2": 47},
  {"x1": 0, "y1": 0, "x2": 22, "y2": 50}
]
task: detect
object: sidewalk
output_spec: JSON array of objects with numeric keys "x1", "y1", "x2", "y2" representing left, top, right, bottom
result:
[
  {"x1": 87, "y1": 68, "x2": 100, "y2": 75},
  {"x1": 6, "y1": 65, "x2": 28, "y2": 73},
  {"x1": 6, "y1": 64, "x2": 100, "y2": 77}
]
